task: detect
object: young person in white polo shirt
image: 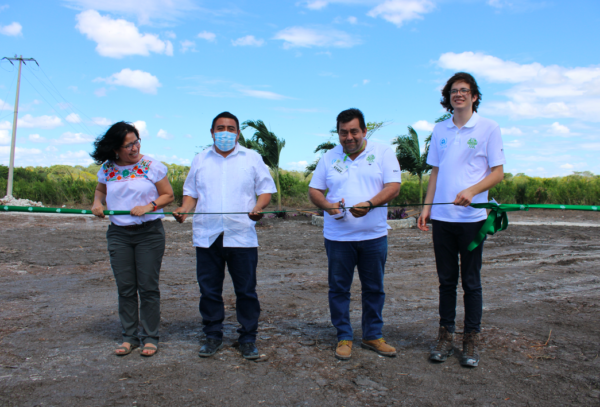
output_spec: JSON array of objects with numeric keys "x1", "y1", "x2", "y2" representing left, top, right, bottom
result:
[
  {"x1": 309, "y1": 108, "x2": 402, "y2": 360},
  {"x1": 418, "y1": 73, "x2": 506, "y2": 368},
  {"x1": 173, "y1": 112, "x2": 277, "y2": 360}
]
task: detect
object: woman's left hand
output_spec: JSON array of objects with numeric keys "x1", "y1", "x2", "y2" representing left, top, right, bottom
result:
[{"x1": 130, "y1": 204, "x2": 154, "y2": 216}]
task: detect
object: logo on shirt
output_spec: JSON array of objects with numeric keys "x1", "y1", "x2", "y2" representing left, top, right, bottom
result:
[
  {"x1": 467, "y1": 138, "x2": 478, "y2": 149},
  {"x1": 366, "y1": 154, "x2": 375, "y2": 164},
  {"x1": 440, "y1": 138, "x2": 447, "y2": 149}
]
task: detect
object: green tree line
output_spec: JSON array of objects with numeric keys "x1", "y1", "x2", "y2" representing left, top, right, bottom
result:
[{"x1": 1, "y1": 164, "x2": 599, "y2": 207}]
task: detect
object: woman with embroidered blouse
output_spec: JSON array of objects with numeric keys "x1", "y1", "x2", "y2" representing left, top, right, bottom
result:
[{"x1": 90, "y1": 121, "x2": 174, "y2": 357}]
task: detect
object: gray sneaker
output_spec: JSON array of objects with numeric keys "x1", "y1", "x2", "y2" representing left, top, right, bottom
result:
[
  {"x1": 460, "y1": 332, "x2": 480, "y2": 367},
  {"x1": 429, "y1": 326, "x2": 454, "y2": 363}
]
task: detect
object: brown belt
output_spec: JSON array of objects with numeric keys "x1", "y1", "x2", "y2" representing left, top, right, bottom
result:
[{"x1": 112, "y1": 218, "x2": 161, "y2": 231}]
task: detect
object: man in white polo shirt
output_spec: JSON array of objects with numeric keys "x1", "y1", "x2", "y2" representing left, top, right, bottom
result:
[
  {"x1": 309, "y1": 108, "x2": 401, "y2": 360},
  {"x1": 418, "y1": 73, "x2": 505, "y2": 368},
  {"x1": 173, "y1": 111, "x2": 277, "y2": 360}
]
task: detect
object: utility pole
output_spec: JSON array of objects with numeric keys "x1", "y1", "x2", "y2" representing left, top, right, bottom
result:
[{"x1": 2, "y1": 55, "x2": 38, "y2": 198}]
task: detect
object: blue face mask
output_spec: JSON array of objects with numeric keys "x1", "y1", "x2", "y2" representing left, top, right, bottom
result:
[{"x1": 214, "y1": 131, "x2": 237, "y2": 152}]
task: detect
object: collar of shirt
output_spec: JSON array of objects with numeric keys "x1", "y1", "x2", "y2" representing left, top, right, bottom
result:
[
  {"x1": 337, "y1": 139, "x2": 373, "y2": 161},
  {"x1": 447, "y1": 111, "x2": 480, "y2": 129}
]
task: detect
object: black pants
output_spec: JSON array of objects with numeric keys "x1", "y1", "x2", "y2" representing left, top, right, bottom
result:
[
  {"x1": 195, "y1": 234, "x2": 260, "y2": 344},
  {"x1": 432, "y1": 220, "x2": 486, "y2": 334},
  {"x1": 107, "y1": 220, "x2": 165, "y2": 346}
]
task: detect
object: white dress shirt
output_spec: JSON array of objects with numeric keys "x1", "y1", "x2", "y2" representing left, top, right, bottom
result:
[
  {"x1": 427, "y1": 112, "x2": 506, "y2": 222},
  {"x1": 183, "y1": 144, "x2": 277, "y2": 248},
  {"x1": 309, "y1": 141, "x2": 401, "y2": 242}
]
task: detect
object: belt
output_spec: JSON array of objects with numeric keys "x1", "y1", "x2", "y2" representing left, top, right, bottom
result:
[{"x1": 112, "y1": 218, "x2": 161, "y2": 231}]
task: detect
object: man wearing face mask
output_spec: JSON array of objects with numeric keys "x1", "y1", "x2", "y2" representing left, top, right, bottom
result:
[
  {"x1": 308, "y1": 108, "x2": 402, "y2": 360},
  {"x1": 173, "y1": 111, "x2": 277, "y2": 360}
]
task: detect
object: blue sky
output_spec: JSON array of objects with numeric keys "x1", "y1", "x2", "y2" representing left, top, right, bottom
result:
[{"x1": 1, "y1": 0, "x2": 599, "y2": 177}]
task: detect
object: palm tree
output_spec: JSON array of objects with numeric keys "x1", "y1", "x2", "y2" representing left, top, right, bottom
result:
[
  {"x1": 392, "y1": 114, "x2": 451, "y2": 204},
  {"x1": 241, "y1": 120, "x2": 286, "y2": 211},
  {"x1": 304, "y1": 121, "x2": 387, "y2": 177}
]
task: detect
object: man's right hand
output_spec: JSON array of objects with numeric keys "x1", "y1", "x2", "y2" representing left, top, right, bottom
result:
[
  {"x1": 172, "y1": 207, "x2": 188, "y2": 224},
  {"x1": 417, "y1": 206, "x2": 431, "y2": 231},
  {"x1": 91, "y1": 201, "x2": 105, "y2": 219},
  {"x1": 325, "y1": 198, "x2": 345, "y2": 220}
]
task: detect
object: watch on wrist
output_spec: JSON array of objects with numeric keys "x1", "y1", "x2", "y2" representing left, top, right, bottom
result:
[
  {"x1": 151, "y1": 201, "x2": 158, "y2": 211},
  {"x1": 367, "y1": 200, "x2": 374, "y2": 211}
]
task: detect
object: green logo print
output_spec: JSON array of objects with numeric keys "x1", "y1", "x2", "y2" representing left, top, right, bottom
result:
[
  {"x1": 366, "y1": 154, "x2": 375, "y2": 163},
  {"x1": 467, "y1": 138, "x2": 478, "y2": 149}
]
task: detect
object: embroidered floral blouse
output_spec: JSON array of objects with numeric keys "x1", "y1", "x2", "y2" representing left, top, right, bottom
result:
[{"x1": 97, "y1": 156, "x2": 168, "y2": 226}]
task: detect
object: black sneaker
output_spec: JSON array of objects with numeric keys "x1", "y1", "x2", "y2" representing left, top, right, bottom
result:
[
  {"x1": 240, "y1": 342, "x2": 259, "y2": 360},
  {"x1": 430, "y1": 326, "x2": 454, "y2": 363},
  {"x1": 198, "y1": 338, "x2": 223, "y2": 358},
  {"x1": 460, "y1": 332, "x2": 480, "y2": 367}
]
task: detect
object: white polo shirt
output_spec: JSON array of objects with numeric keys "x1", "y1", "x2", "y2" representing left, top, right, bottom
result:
[
  {"x1": 183, "y1": 144, "x2": 277, "y2": 248},
  {"x1": 309, "y1": 141, "x2": 401, "y2": 242},
  {"x1": 427, "y1": 112, "x2": 506, "y2": 223}
]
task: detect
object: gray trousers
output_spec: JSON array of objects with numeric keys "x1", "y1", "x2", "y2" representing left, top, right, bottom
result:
[{"x1": 107, "y1": 219, "x2": 165, "y2": 346}]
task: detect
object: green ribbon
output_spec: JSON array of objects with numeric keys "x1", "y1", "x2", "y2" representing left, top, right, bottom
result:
[
  {"x1": 3, "y1": 203, "x2": 599, "y2": 252},
  {"x1": 467, "y1": 202, "x2": 600, "y2": 251}
]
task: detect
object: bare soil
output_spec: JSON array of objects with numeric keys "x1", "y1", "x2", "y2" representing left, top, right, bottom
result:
[{"x1": 0, "y1": 210, "x2": 599, "y2": 406}]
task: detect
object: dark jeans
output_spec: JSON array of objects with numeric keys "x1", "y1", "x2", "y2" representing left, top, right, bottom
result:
[
  {"x1": 195, "y1": 235, "x2": 260, "y2": 344},
  {"x1": 432, "y1": 220, "x2": 486, "y2": 334},
  {"x1": 324, "y1": 236, "x2": 388, "y2": 341},
  {"x1": 107, "y1": 220, "x2": 165, "y2": 346}
]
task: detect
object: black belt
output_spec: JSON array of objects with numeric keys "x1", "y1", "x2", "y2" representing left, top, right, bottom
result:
[{"x1": 112, "y1": 218, "x2": 161, "y2": 231}]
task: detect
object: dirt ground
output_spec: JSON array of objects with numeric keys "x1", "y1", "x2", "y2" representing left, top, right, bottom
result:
[{"x1": 0, "y1": 209, "x2": 599, "y2": 406}]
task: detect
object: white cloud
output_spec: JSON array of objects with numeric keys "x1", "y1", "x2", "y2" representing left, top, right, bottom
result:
[
  {"x1": 438, "y1": 51, "x2": 600, "y2": 121},
  {"x1": 92, "y1": 117, "x2": 112, "y2": 126},
  {"x1": 145, "y1": 153, "x2": 190, "y2": 165},
  {"x1": 18, "y1": 114, "x2": 63, "y2": 129},
  {"x1": 94, "y1": 87, "x2": 107, "y2": 97},
  {"x1": 286, "y1": 160, "x2": 309, "y2": 171},
  {"x1": 197, "y1": 31, "x2": 216, "y2": 41},
  {"x1": 0, "y1": 121, "x2": 10, "y2": 130},
  {"x1": 236, "y1": 88, "x2": 290, "y2": 100},
  {"x1": 504, "y1": 140, "x2": 524, "y2": 148},
  {"x1": 367, "y1": 0, "x2": 434, "y2": 27},
  {"x1": 133, "y1": 120, "x2": 149, "y2": 137},
  {"x1": 560, "y1": 163, "x2": 574, "y2": 169},
  {"x1": 164, "y1": 31, "x2": 176, "y2": 39},
  {"x1": 28, "y1": 134, "x2": 47, "y2": 143},
  {"x1": 549, "y1": 122, "x2": 570, "y2": 135},
  {"x1": 501, "y1": 127, "x2": 523, "y2": 136},
  {"x1": 52, "y1": 132, "x2": 95, "y2": 145},
  {"x1": 231, "y1": 35, "x2": 264, "y2": 47},
  {"x1": 0, "y1": 130, "x2": 9, "y2": 145},
  {"x1": 180, "y1": 40, "x2": 196, "y2": 53},
  {"x1": 0, "y1": 98, "x2": 12, "y2": 111},
  {"x1": 304, "y1": 0, "x2": 328, "y2": 9},
  {"x1": 412, "y1": 120, "x2": 435, "y2": 132},
  {"x1": 0, "y1": 22, "x2": 22, "y2": 36},
  {"x1": 66, "y1": 113, "x2": 82, "y2": 123},
  {"x1": 363, "y1": 79, "x2": 370, "y2": 85},
  {"x1": 75, "y1": 10, "x2": 173, "y2": 58},
  {"x1": 157, "y1": 129, "x2": 174, "y2": 140},
  {"x1": 347, "y1": 16, "x2": 358, "y2": 24},
  {"x1": 64, "y1": 0, "x2": 198, "y2": 25},
  {"x1": 45, "y1": 145, "x2": 58, "y2": 152},
  {"x1": 57, "y1": 150, "x2": 94, "y2": 166},
  {"x1": 95, "y1": 69, "x2": 162, "y2": 94},
  {"x1": 273, "y1": 26, "x2": 360, "y2": 49}
]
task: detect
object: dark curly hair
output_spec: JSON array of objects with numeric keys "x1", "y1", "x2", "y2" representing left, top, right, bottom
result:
[
  {"x1": 336, "y1": 108, "x2": 366, "y2": 133},
  {"x1": 440, "y1": 72, "x2": 482, "y2": 113},
  {"x1": 90, "y1": 121, "x2": 139, "y2": 164}
]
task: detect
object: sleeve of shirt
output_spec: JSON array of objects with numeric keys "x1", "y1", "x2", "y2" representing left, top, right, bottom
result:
[
  {"x1": 426, "y1": 128, "x2": 440, "y2": 167},
  {"x1": 254, "y1": 157, "x2": 277, "y2": 195},
  {"x1": 308, "y1": 155, "x2": 328, "y2": 190},
  {"x1": 149, "y1": 161, "x2": 168, "y2": 183},
  {"x1": 382, "y1": 146, "x2": 402, "y2": 184},
  {"x1": 97, "y1": 165, "x2": 106, "y2": 184},
  {"x1": 183, "y1": 156, "x2": 199, "y2": 199},
  {"x1": 487, "y1": 125, "x2": 506, "y2": 167}
]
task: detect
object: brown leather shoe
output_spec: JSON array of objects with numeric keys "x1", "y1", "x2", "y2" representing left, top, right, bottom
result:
[
  {"x1": 361, "y1": 338, "x2": 397, "y2": 357},
  {"x1": 335, "y1": 340, "x2": 352, "y2": 360}
]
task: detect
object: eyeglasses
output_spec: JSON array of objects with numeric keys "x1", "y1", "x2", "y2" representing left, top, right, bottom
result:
[
  {"x1": 450, "y1": 88, "x2": 471, "y2": 95},
  {"x1": 121, "y1": 139, "x2": 141, "y2": 150}
]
